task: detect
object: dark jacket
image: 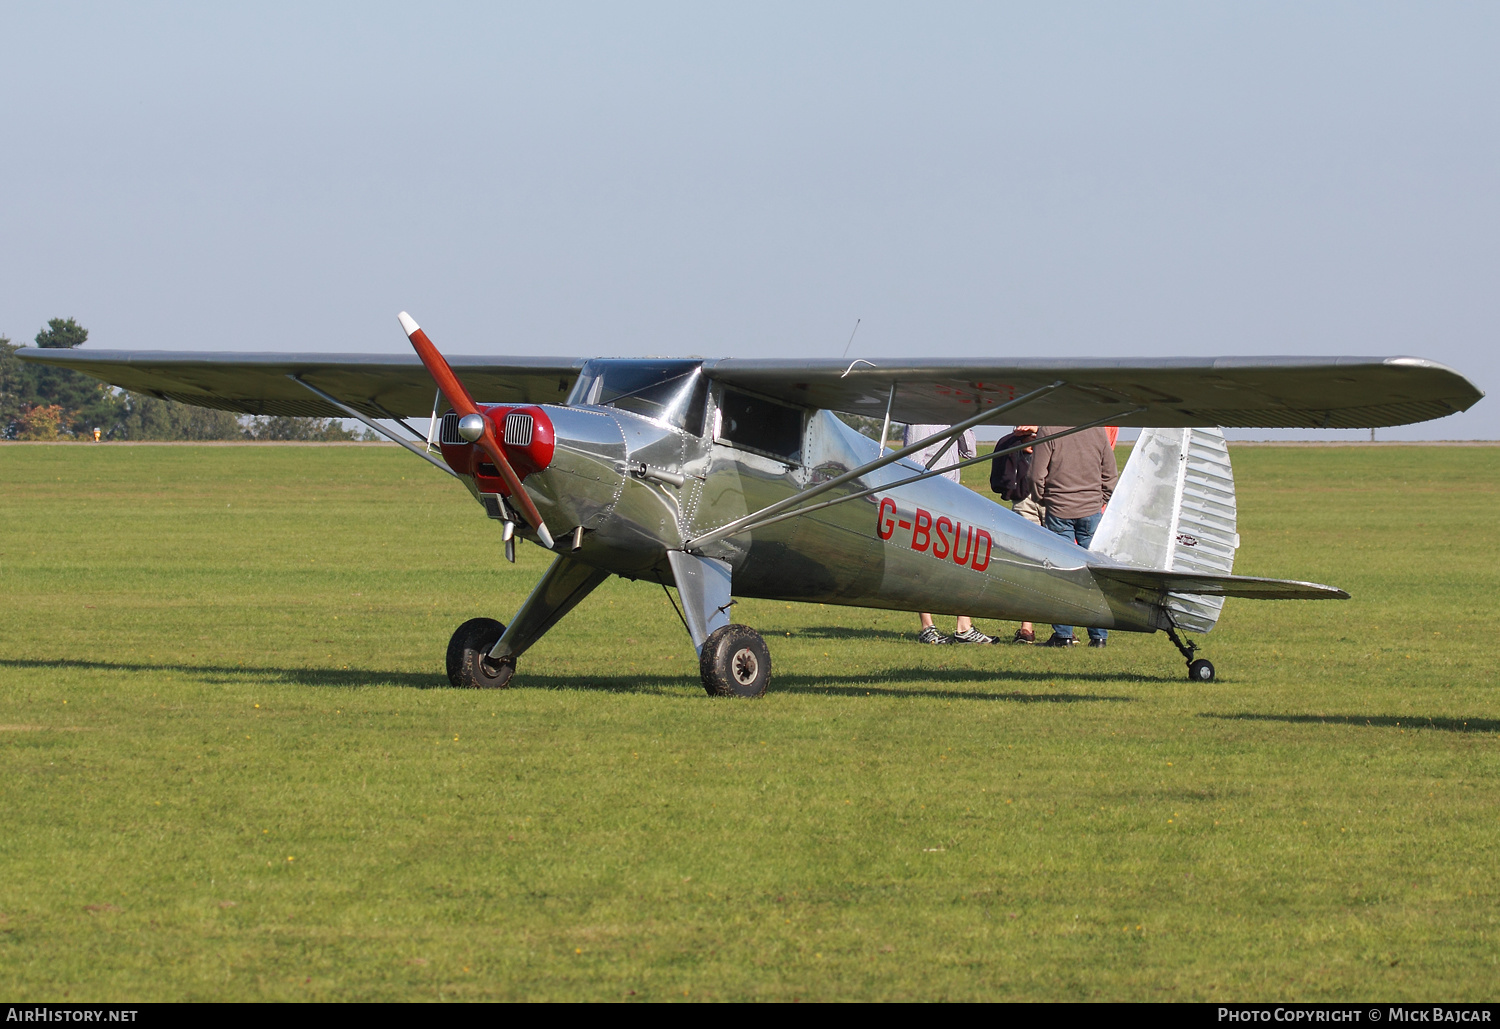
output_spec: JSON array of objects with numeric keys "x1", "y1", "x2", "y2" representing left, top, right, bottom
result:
[
  {"x1": 989, "y1": 431, "x2": 1035, "y2": 502},
  {"x1": 1029, "y1": 426, "x2": 1119, "y2": 519}
]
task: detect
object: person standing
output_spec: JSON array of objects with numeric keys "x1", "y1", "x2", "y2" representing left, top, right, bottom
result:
[
  {"x1": 903, "y1": 423, "x2": 993, "y2": 645},
  {"x1": 991, "y1": 425, "x2": 1044, "y2": 643},
  {"x1": 1029, "y1": 425, "x2": 1119, "y2": 647}
]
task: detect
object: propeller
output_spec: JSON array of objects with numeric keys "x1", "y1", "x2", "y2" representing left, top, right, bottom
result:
[{"x1": 398, "y1": 312, "x2": 555, "y2": 549}]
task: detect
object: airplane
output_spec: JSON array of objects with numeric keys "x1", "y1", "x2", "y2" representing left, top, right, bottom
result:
[{"x1": 18, "y1": 317, "x2": 1482, "y2": 695}]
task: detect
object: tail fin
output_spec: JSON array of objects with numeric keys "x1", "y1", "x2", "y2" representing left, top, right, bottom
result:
[{"x1": 1091, "y1": 427, "x2": 1239, "y2": 633}]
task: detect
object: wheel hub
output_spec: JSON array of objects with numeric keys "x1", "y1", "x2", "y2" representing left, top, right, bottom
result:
[{"x1": 731, "y1": 647, "x2": 759, "y2": 685}]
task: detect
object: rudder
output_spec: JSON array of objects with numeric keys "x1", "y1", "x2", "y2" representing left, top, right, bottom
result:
[{"x1": 1091, "y1": 427, "x2": 1238, "y2": 632}]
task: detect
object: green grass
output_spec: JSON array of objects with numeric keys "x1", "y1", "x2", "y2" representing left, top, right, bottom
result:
[{"x1": 1, "y1": 441, "x2": 1497, "y2": 1001}]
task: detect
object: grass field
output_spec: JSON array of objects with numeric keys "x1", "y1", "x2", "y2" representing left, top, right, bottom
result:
[{"x1": 1, "y1": 441, "x2": 1497, "y2": 1001}]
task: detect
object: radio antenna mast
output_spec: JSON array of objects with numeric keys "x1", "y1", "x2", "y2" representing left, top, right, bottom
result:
[{"x1": 840, "y1": 318, "x2": 862, "y2": 359}]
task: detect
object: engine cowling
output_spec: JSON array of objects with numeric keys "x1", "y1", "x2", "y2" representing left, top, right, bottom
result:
[{"x1": 438, "y1": 405, "x2": 556, "y2": 495}]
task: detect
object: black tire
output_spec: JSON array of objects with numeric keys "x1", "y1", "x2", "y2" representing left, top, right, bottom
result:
[
  {"x1": 446, "y1": 617, "x2": 515, "y2": 689},
  {"x1": 1187, "y1": 658, "x2": 1215, "y2": 683},
  {"x1": 699, "y1": 624, "x2": 771, "y2": 698}
]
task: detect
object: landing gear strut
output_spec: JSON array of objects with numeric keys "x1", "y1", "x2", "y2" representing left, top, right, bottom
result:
[
  {"x1": 1164, "y1": 622, "x2": 1215, "y2": 683},
  {"x1": 447, "y1": 617, "x2": 516, "y2": 689},
  {"x1": 700, "y1": 624, "x2": 771, "y2": 698}
]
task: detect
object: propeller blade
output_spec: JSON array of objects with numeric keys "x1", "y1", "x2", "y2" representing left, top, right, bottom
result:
[
  {"x1": 398, "y1": 312, "x2": 555, "y2": 549},
  {"x1": 398, "y1": 311, "x2": 478, "y2": 416}
]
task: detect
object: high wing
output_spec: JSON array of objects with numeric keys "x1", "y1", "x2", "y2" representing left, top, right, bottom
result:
[
  {"x1": 15, "y1": 349, "x2": 1482, "y2": 427},
  {"x1": 12, "y1": 350, "x2": 585, "y2": 419},
  {"x1": 700, "y1": 355, "x2": 1482, "y2": 428}
]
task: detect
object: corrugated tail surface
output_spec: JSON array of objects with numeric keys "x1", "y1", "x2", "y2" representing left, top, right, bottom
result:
[{"x1": 1091, "y1": 427, "x2": 1239, "y2": 633}]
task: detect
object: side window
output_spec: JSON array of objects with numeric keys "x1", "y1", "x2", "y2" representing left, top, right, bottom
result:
[{"x1": 717, "y1": 388, "x2": 804, "y2": 462}]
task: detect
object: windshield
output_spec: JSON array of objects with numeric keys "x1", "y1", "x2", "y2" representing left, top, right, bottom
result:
[{"x1": 567, "y1": 360, "x2": 708, "y2": 435}]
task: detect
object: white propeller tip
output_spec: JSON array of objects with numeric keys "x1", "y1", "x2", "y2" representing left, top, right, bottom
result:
[{"x1": 397, "y1": 311, "x2": 420, "y2": 337}]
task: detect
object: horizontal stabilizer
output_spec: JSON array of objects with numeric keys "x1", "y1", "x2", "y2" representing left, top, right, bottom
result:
[{"x1": 1092, "y1": 566, "x2": 1349, "y2": 601}]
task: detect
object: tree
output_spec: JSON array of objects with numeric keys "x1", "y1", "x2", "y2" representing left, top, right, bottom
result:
[
  {"x1": 15, "y1": 403, "x2": 65, "y2": 441},
  {"x1": 0, "y1": 318, "x2": 123, "y2": 438},
  {"x1": 115, "y1": 394, "x2": 245, "y2": 441},
  {"x1": 0, "y1": 336, "x2": 23, "y2": 438},
  {"x1": 245, "y1": 415, "x2": 361, "y2": 441},
  {"x1": 34, "y1": 318, "x2": 122, "y2": 436},
  {"x1": 35, "y1": 318, "x2": 89, "y2": 350}
]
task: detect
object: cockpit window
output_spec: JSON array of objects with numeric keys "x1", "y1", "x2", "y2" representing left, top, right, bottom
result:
[
  {"x1": 718, "y1": 388, "x2": 805, "y2": 462},
  {"x1": 567, "y1": 360, "x2": 709, "y2": 435}
]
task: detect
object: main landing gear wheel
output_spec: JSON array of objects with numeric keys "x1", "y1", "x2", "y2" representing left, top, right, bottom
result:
[
  {"x1": 700, "y1": 624, "x2": 771, "y2": 698},
  {"x1": 1188, "y1": 659, "x2": 1215, "y2": 683},
  {"x1": 446, "y1": 617, "x2": 516, "y2": 689}
]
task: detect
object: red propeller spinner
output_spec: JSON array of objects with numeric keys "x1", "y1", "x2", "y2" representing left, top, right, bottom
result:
[{"x1": 398, "y1": 312, "x2": 555, "y2": 550}]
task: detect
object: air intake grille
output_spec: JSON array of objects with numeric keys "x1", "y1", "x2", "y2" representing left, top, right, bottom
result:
[
  {"x1": 503, "y1": 412, "x2": 534, "y2": 447},
  {"x1": 438, "y1": 410, "x2": 533, "y2": 447}
]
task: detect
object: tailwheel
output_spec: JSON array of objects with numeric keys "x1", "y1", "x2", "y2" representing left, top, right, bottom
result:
[
  {"x1": 446, "y1": 617, "x2": 516, "y2": 689},
  {"x1": 1164, "y1": 621, "x2": 1214, "y2": 683},
  {"x1": 700, "y1": 624, "x2": 771, "y2": 698}
]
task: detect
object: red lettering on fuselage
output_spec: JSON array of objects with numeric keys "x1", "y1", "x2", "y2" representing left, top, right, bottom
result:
[
  {"x1": 911, "y1": 509, "x2": 932, "y2": 552},
  {"x1": 877, "y1": 497, "x2": 897, "y2": 540},
  {"x1": 971, "y1": 529, "x2": 993, "y2": 571},
  {"x1": 874, "y1": 498, "x2": 993, "y2": 572},
  {"x1": 952, "y1": 523, "x2": 971, "y2": 564},
  {"x1": 933, "y1": 516, "x2": 952, "y2": 559}
]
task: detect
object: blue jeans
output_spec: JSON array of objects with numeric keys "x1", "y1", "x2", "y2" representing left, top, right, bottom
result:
[{"x1": 1044, "y1": 511, "x2": 1106, "y2": 642}]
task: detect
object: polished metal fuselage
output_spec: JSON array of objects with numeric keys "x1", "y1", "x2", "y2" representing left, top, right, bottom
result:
[{"x1": 501, "y1": 387, "x2": 1158, "y2": 633}]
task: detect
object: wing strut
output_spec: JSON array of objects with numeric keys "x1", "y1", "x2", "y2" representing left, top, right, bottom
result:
[
  {"x1": 685, "y1": 381, "x2": 1066, "y2": 550},
  {"x1": 290, "y1": 376, "x2": 458, "y2": 478},
  {"x1": 877, "y1": 383, "x2": 896, "y2": 457},
  {"x1": 425, "y1": 389, "x2": 443, "y2": 453},
  {"x1": 694, "y1": 410, "x2": 1141, "y2": 545}
]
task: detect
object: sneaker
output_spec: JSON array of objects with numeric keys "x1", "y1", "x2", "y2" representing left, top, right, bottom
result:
[
  {"x1": 951, "y1": 628, "x2": 994, "y2": 645},
  {"x1": 1088, "y1": 638, "x2": 1107, "y2": 648},
  {"x1": 1010, "y1": 628, "x2": 1035, "y2": 645},
  {"x1": 917, "y1": 626, "x2": 949, "y2": 645},
  {"x1": 1040, "y1": 633, "x2": 1078, "y2": 647}
]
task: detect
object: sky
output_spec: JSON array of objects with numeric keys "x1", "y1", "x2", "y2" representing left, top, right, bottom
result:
[{"x1": 2, "y1": 2, "x2": 1495, "y2": 439}]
